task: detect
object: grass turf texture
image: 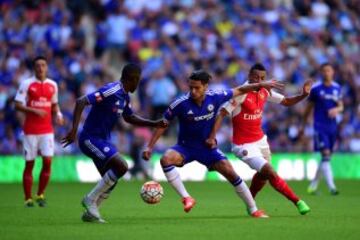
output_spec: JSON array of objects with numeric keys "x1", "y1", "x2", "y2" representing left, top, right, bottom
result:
[{"x1": 0, "y1": 180, "x2": 359, "y2": 240}]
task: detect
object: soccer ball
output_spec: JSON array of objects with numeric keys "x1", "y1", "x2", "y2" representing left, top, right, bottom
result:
[{"x1": 140, "y1": 181, "x2": 164, "y2": 204}]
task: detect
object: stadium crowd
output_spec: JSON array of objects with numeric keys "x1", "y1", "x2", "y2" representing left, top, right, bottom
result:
[{"x1": 0, "y1": 0, "x2": 359, "y2": 155}]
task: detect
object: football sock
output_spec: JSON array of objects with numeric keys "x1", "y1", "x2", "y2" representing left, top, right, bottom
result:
[
  {"x1": 309, "y1": 163, "x2": 322, "y2": 190},
  {"x1": 162, "y1": 165, "x2": 190, "y2": 198},
  {"x1": 96, "y1": 181, "x2": 118, "y2": 206},
  {"x1": 87, "y1": 169, "x2": 117, "y2": 202},
  {"x1": 269, "y1": 175, "x2": 300, "y2": 204},
  {"x1": 250, "y1": 172, "x2": 267, "y2": 198},
  {"x1": 232, "y1": 177, "x2": 258, "y2": 214},
  {"x1": 37, "y1": 157, "x2": 51, "y2": 196},
  {"x1": 23, "y1": 161, "x2": 34, "y2": 200},
  {"x1": 320, "y1": 159, "x2": 336, "y2": 190}
]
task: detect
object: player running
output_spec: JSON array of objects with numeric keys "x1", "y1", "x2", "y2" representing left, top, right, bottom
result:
[
  {"x1": 301, "y1": 63, "x2": 343, "y2": 195},
  {"x1": 15, "y1": 56, "x2": 64, "y2": 207},
  {"x1": 142, "y1": 69, "x2": 284, "y2": 218},
  {"x1": 206, "y1": 63, "x2": 311, "y2": 215},
  {"x1": 62, "y1": 63, "x2": 167, "y2": 223}
]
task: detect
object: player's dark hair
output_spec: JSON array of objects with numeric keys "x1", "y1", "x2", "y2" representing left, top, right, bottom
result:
[
  {"x1": 189, "y1": 70, "x2": 212, "y2": 84},
  {"x1": 121, "y1": 63, "x2": 141, "y2": 81},
  {"x1": 320, "y1": 62, "x2": 332, "y2": 69},
  {"x1": 249, "y1": 63, "x2": 266, "y2": 74},
  {"x1": 32, "y1": 56, "x2": 47, "y2": 66}
]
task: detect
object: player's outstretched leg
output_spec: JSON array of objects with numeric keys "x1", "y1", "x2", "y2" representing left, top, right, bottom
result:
[
  {"x1": 212, "y1": 160, "x2": 268, "y2": 218},
  {"x1": 82, "y1": 155, "x2": 127, "y2": 223},
  {"x1": 308, "y1": 164, "x2": 321, "y2": 195},
  {"x1": 82, "y1": 169, "x2": 117, "y2": 223},
  {"x1": 259, "y1": 162, "x2": 310, "y2": 215},
  {"x1": 320, "y1": 153, "x2": 338, "y2": 195},
  {"x1": 23, "y1": 161, "x2": 34, "y2": 207},
  {"x1": 160, "y1": 150, "x2": 195, "y2": 213},
  {"x1": 96, "y1": 181, "x2": 118, "y2": 207},
  {"x1": 36, "y1": 157, "x2": 52, "y2": 207},
  {"x1": 250, "y1": 172, "x2": 267, "y2": 198}
]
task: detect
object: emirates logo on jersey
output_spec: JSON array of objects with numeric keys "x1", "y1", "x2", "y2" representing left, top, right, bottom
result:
[{"x1": 243, "y1": 110, "x2": 263, "y2": 120}]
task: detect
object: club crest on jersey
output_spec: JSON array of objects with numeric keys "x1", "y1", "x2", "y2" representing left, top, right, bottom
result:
[
  {"x1": 259, "y1": 92, "x2": 265, "y2": 99},
  {"x1": 95, "y1": 92, "x2": 103, "y2": 102},
  {"x1": 104, "y1": 147, "x2": 110, "y2": 152},
  {"x1": 207, "y1": 104, "x2": 214, "y2": 112}
]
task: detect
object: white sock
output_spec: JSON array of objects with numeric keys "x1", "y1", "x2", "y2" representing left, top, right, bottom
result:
[
  {"x1": 309, "y1": 163, "x2": 322, "y2": 190},
  {"x1": 163, "y1": 165, "x2": 190, "y2": 198},
  {"x1": 321, "y1": 161, "x2": 336, "y2": 190},
  {"x1": 234, "y1": 180, "x2": 258, "y2": 214},
  {"x1": 87, "y1": 170, "x2": 117, "y2": 202}
]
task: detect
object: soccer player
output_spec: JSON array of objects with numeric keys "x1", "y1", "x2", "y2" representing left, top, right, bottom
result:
[
  {"x1": 206, "y1": 63, "x2": 311, "y2": 215},
  {"x1": 301, "y1": 63, "x2": 343, "y2": 195},
  {"x1": 142, "y1": 69, "x2": 284, "y2": 218},
  {"x1": 15, "y1": 56, "x2": 64, "y2": 207},
  {"x1": 61, "y1": 63, "x2": 167, "y2": 223}
]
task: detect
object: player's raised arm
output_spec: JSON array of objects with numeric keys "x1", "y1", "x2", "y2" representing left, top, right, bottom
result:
[
  {"x1": 231, "y1": 80, "x2": 284, "y2": 98},
  {"x1": 279, "y1": 80, "x2": 313, "y2": 107},
  {"x1": 61, "y1": 96, "x2": 90, "y2": 147}
]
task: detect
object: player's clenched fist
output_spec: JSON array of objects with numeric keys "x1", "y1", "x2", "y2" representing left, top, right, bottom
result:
[
  {"x1": 142, "y1": 147, "x2": 152, "y2": 161},
  {"x1": 154, "y1": 119, "x2": 168, "y2": 128},
  {"x1": 205, "y1": 138, "x2": 217, "y2": 149}
]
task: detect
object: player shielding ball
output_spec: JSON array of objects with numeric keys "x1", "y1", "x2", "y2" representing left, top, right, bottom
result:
[
  {"x1": 206, "y1": 63, "x2": 311, "y2": 215},
  {"x1": 15, "y1": 56, "x2": 64, "y2": 207},
  {"x1": 301, "y1": 63, "x2": 343, "y2": 195},
  {"x1": 62, "y1": 63, "x2": 167, "y2": 223},
  {"x1": 143, "y1": 69, "x2": 284, "y2": 218}
]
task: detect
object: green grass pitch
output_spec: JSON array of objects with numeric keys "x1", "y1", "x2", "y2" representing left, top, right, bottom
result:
[{"x1": 1, "y1": 180, "x2": 359, "y2": 240}]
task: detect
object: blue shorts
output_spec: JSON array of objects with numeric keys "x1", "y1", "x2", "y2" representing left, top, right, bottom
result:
[
  {"x1": 170, "y1": 144, "x2": 227, "y2": 168},
  {"x1": 314, "y1": 130, "x2": 337, "y2": 152},
  {"x1": 78, "y1": 132, "x2": 118, "y2": 172}
]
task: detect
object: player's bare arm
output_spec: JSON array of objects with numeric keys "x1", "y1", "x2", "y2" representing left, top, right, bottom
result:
[
  {"x1": 328, "y1": 100, "x2": 344, "y2": 118},
  {"x1": 123, "y1": 114, "x2": 168, "y2": 128},
  {"x1": 52, "y1": 103, "x2": 64, "y2": 125},
  {"x1": 61, "y1": 96, "x2": 90, "y2": 147},
  {"x1": 280, "y1": 80, "x2": 313, "y2": 107},
  {"x1": 205, "y1": 108, "x2": 230, "y2": 149},
  {"x1": 298, "y1": 101, "x2": 314, "y2": 137},
  {"x1": 14, "y1": 101, "x2": 47, "y2": 118},
  {"x1": 142, "y1": 125, "x2": 169, "y2": 161},
  {"x1": 231, "y1": 80, "x2": 284, "y2": 97}
]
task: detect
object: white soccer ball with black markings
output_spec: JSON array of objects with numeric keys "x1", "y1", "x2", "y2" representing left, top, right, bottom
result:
[{"x1": 140, "y1": 181, "x2": 164, "y2": 204}]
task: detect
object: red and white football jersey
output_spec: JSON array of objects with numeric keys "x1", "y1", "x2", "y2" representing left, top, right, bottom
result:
[
  {"x1": 15, "y1": 77, "x2": 58, "y2": 134},
  {"x1": 222, "y1": 86, "x2": 284, "y2": 145}
]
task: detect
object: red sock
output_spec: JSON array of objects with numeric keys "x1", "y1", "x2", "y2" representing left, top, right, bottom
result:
[
  {"x1": 250, "y1": 172, "x2": 267, "y2": 198},
  {"x1": 23, "y1": 161, "x2": 34, "y2": 200},
  {"x1": 269, "y1": 175, "x2": 300, "y2": 204},
  {"x1": 37, "y1": 157, "x2": 52, "y2": 196}
]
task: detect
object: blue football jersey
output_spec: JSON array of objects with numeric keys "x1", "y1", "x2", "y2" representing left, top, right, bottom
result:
[
  {"x1": 308, "y1": 82, "x2": 342, "y2": 132},
  {"x1": 82, "y1": 82, "x2": 133, "y2": 139},
  {"x1": 164, "y1": 89, "x2": 233, "y2": 149}
]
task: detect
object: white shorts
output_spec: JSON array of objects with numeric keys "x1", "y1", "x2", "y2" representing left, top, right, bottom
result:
[
  {"x1": 23, "y1": 133, "x2": 54, "y2": 161},
  {"x1": 232, "y1": 135, "x2": 271, "y2": 171}
]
